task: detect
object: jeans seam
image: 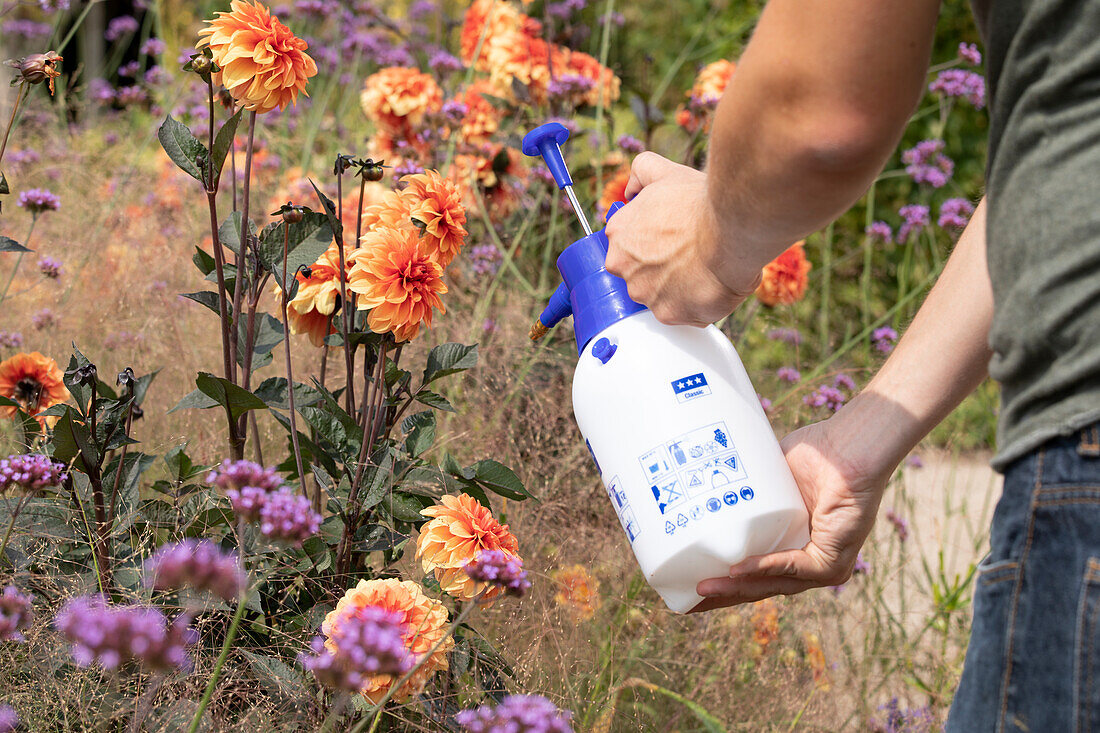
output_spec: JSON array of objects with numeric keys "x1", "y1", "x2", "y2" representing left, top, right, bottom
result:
[
  {"x1": 999, "y1": 446, "x2": 1044, "y2": 733},
  {"x1": 1080, "y1": 424, "x2": 1100, "y2": 455}
]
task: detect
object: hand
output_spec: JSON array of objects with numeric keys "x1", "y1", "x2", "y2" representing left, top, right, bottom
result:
[
  {"x1": 690, "y1": 416, "x2": 891, "y2": 612},
  {"x1": 604, "y1": 152, "x2": 759, "y2": 327}
]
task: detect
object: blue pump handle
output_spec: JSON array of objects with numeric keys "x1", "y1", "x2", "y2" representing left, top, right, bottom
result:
[{"x1": 521, "y1": 122, "x2": 574, "y2": 190}]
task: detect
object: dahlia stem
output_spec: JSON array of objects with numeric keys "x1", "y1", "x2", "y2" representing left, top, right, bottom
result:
[
  {"x1": 228, "y1": 110, "x2": 257, "y2": 460},
  {"x1": 0, "y1": 216, "x2": 38, "y2": 307},
  {"x1": 358, "y1": 591, "x2": 485, "y2": 733},
  {"x1": 205, "y1": 78, "x2": 235, "y2": 388},
  {"x1": 0, "y1": 83, "x2": 26, "y2": 169},
  {"x1": 187, "y1": 586, "x2": 251, "y2": 733},
  {"x1": 280, "y1": 222, "x2": 309, "y2": 506},
  {"x1": 333, "y1": 169, "x2": 355, "y2": 417}
]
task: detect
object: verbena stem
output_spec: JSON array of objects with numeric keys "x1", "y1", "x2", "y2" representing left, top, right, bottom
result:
[
  {"x1": 186, "y1": 586, "x2": 251, "y2": 733},
  {"x1": 0, "y1": 216, "x2": 38, "y2": 307}
]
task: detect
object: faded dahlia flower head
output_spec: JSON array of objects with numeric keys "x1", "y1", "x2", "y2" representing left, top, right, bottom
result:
[
  {"x1": 285, "y1": 243, "x2": 343, "y2": 346},
  {"x1": 197, "y1": 0, "x2": 317, "y2": 114},
  {"x1": 401, "y1": 170, "x2": 468, "y2": 267},
  {"x1": 755, "y1": 241, "x2": 811, "y2": 307},
  {"x1": 552, "y1": 564, "x2": 601, "y2": 621},
  {"x1": 0, "y1": 352, "x2": 71, "y2": 426},
  {"x1": 360, "y1": 67, "x2": 442, "y2": 138},
  {"x1": 323, "y1": 579, "x2": 452, "y2": 703},
  {"x1": 416, "y1": 493, "x2": 520, "y2": 602},
  {"x1": 346, "y1": 226, "x2": 447, "y2": 343}
]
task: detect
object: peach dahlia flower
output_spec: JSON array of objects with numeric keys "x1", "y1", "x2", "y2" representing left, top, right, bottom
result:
[
  {"x1": 197, "y1": 0, "x2": 317, "y2": 114},
  {"x1": 400, "y1": 170, "x2": 467, "y2": 268},
  {"x1": 285, "y1": 243, "x2": 344, "y2": 346},
  {"x1": 346, "y1": 226, "x2": 447, "y2": 343},
  {"x1": 755, "y1": 241, "x2": 811, "y2": 307},
  {"x1": 0, "y1": 352, "x2": 70, "y2": 426},
  {"x1": 551, "y1": 564, "x2": 601, "y2": 621},
  {"x1": 416, "y1": 493, "x2": 520, "y2": 602},
  {"x1": 322, "y1": 579, "x2": 452, "y2": 703},
  {"x1": 360, "y1": 67, "x2": 442, "y2": 138}
]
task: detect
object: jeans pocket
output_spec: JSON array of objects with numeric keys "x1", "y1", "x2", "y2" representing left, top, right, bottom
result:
[{"x1": 1076, "y1": 558, "x2": 1100, "y2": 732}]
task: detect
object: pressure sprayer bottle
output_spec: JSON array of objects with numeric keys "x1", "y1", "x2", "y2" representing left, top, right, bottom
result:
[{"x1": 522, "y1": 122, "x2": 810, "y2": 613}]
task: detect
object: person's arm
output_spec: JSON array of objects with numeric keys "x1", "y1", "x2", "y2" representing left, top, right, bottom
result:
[
  {"x1": 606, "y1": 0, "x2": 942, "y2": 326},
  {"x1": 693, "y1": 199, "x2": 992, "y2": 611}
]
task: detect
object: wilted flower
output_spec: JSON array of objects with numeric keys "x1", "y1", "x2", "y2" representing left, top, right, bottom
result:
[
  {"x1": 0, "y1": 352, "x2": 70, "y2": 425},
  {"x1": 347, "y1": 226, "x2": 447, "y2": 342},
  {"x1": 873, "y1": 326, "x2": 898, "y2": 354},
  {"x1": 144, "y1": 540, "x2": 247, "y2": 602},
  {"x1": 323, "y1": 579, "x2": 453, "y2": 703},
  {"x1": 0, "y1": 454, "x2": 66, "y2": 493},
  {"x1": 258, "y1": 488, "x2": 320, "y2": 546},
  {"x1": 360, "y1": 67, "x2": 442, "y2": 138},
  {"x1": 16, "y1": 188, "x2": 60, "y2": 214},
  {"x1": 0, "y1": 586, "x2": 33, "y2": 642},
  {"x1": 902, "y1": 139, "x2": 953, "y2": 188},
  {"x1": 776, "y1": 367, "x2": 801, "y2": 383},
  {"x1": 929, "y1": 69, "x2": 985, "y2": 108},
  {"x1": 464, "y1": 549, "x2": 531, "y2": 598},
  {"x1": 456, "y1": 695, "x2": 575, "y2": 733},
  {"x1": 938, "y1": 197, "x2": 974, "y2": 229},
  {"x1": 400, "y1": 170, "x2": 468, "y2": 266},
  {"x1": 417, "y1": 493, "x2": 520, "y2": 602},
  {"x1": 54, "y1": 596, "x2": 197, "y2": 672},
  {"x1": 866, "y1": 220, "x2": 893, "y2": 244},
  {"x1": 804, "y1": 385, "x2": 845, "y2": 412},
  {"x1": 198, "y1": 0, "x2": 318, "y2": 114},
  {"x1": 300, "y1": 606, "x2": 413, "y2": 692},
  {"x1": 6, "y1": 51, "x2": 62, "y2": 94},
  {"x1": 897, "y1": 204, "x2": 930, "y2": 244},
  {"x1": 958, "y1": 42, "x2": 982, "y2": 66},
  {"x1": 552, "y1": 564, "x2": 601, "y2": 621},
  {"x1": 37, "y1": 256, "x2": 62, "y2": 279},
  {"x1": 756, "y1": 241, "x2": 811, "y2": 307}
]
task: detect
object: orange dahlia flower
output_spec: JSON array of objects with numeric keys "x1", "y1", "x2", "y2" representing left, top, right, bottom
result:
[
  {"x1": 360, "y1": 67, "x2": 442, "y2": 138},
  {"x1": 358, "y1": 190, "x2": 414, "y2": 234},
  {"x1": 197, "y1": 0, "x2": 317, "y2": 114},
  {"x1": 322, "y1": 579, "x2": 452, "y2": 703},
  {"x1": 563, "y1": 48, "x2": 621, "y2": 107},
  {"x1": 456, "y1": 80, "x2": 504, "y2": 144},
  {"x1": 0, "y1": 352, "x2": 71, "y2": 425},
  {"x1": 339, "y1": 181, "x2": 388, "y2": 238},
  {"x1": 598, "y1": 165, "x2": 631, "y2": 218},
  {"x1": 804, "y1": 632, "x2": 831, "y2": 690},
  {"x1": 751, "y1": 598, "x2": 780, "y2": 656},
  {"x1": 346, "y1": 226, "x2": 447, "y2": 342},
  {"x1": 401, "y1": 170, "x2": 467, "y2": 267},
  {"x1": 551, "y1": 564, "x2": 601, "y2": 621},
  {"x1": 486, "y1": 30, "x2": 555, "y2": 102},
  {"x1": 756, "y1": 241, "x2": 811, "y2": 307},
  {"x1": 284, "y1": 243, "x2": 344, "y2": 346},
  {"x1": 416, "y1": 493, "x2": 520, "y2": 602},
  {"x1": 460, "y1": 0, "x2": 542, "y2": 69},
  {"x1": 677, "y1": 58, "x2": 736, "y2": 134}
]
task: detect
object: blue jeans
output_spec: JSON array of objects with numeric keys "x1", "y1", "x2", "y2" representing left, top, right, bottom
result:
[{"x1": 948, "y1": 424, "x2": 1100, "y2": 732}]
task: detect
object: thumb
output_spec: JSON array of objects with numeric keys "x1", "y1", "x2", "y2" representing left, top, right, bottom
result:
[{"x1": 624, "y1": 151, "x2": 680, "y2": 200}]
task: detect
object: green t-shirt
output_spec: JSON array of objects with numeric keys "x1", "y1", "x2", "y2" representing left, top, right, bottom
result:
[{"x1": 972, "y1": 0, "x2": 1100, "y2": 469}]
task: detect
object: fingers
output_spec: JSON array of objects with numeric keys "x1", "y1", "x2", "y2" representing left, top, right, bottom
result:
[
  {"x1": 686, "y1": 546, "x2": 853, "y2": 612},
  {"x1": 624, "y1": 151, "x2": 677, "y2": 200}
]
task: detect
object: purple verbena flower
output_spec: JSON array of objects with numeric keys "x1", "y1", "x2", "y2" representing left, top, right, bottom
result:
[
  {"x1": 872, "y1": 326, "x2": 898, "y2": 354},
  {"x1": 140, "y1": 37, "x2": 166, "y2": 57},
  {"x1": 617, "y1": 134, "x2": 644, "y2": 154},
  {"x1": 766, "y1": 328, "x2": 802, "y2": 345},
  {"x1": 104, "y1": 15, "x2": 139, "y2": 42},
  {"x1": 758, "y1": 394, "x2": 772, "y2": 413},
  {"x1": 804, "y1": 385, "x2": 845, "y2": 412},
  {"x1": 938, "y1": 197, "x2": 974, "y2": 229},
  {"x1": 54, "y1": 596, "x2": 197, "y2": 672},
  {"x1": 118, "y1": 60, "x2": 141, "y2": 78},
  {"x1": 208, "y1": 459, "x2": 284, "y2": 493},
  {"x1": 547, "y1": 74, "x2": 595, "y2": 103},
  {"x1": 866, "y1": 220, "x2": 893, "y2": 244},
  {"x1": 958, "y1": 42, "x2": 982, "y2": 66},
  {"x1": 852, "y1": 552, "x2": 870, "y2": 575},
  {"x1": 441, "y1": 99, "x2": 468, "y2": 124},
  {"x1": 776, "y1": 367, "x2": 801, "y2": 383},
  {"x1": 0, "y1": 332, "x2": 22, "y2": 349},
  {"x1": 869, "y1": 697, "x2": 938, "y2": 733},
  {"x1": 6, "y1": 149, "x2": 40, "y2": 168},
  {"x1": 144, "y1": 540, "x2": 247, "y2": 602},
  {"x1": 31, "y1": 308, "x2": 57, "y2": 330},
  {"x1": 144, "y1": 65, "x2": 168, "y2": 86},
  {"x1": 833, "y1": 373, "x2": 856, "y2": 391},
  {"x1": 897, "y1": 204, "x2": 930, "y2": 244},
  {"x1": 0, "y1": 586, "x2": 33, "y2": 642},
  {"x1": 482, "y1": 318, "x2": 497, "y2": 334},
  {"x1": 39, "y1": 0, "x2": 70, "y2": 11},
  {"x1": 17, "y1": 188, "x2": 60, "y2": 214},
  {"x1": 392, "y1": 159, "x2": 424, "y2": 179},
  {"x1": 429, "y1": 50, "x2": 463, "y2": 77},
  {"x1": 929, "y1": 69, "x2": 985, "y2": 109},
  {"x1": 3, "y1": 19, "x2": 53, "y2": 38},
  {"x1": 300, "y1": 607, "x2": 412, "y2": 691},
  {"x1": 456, "y1": 694, "x2": 575, "y2": 733},
  {"x1": 0, "y1": 454, "x2": 67, "y2": 494},
  {"x1": 901, "y1": 139, "x2": 953, "y2": 188},
  {"x1": 468, "y1": 244, "x2": 502, "y2": 276},
  {"x1": 115, "y1": 85, "x2": 148, "y2": 107},
  {"x1": 0, "y1": 705, "x2": 16, "y2": 733},
  {"x1": 258, "y1": 489, "x2": 320, "y2": 546},
  {"x1": 907, "y1": 454, "x2": 924, "y2": 469},
  {"x1": 885, "y1": 510, "x2": 910, "y2": 542},
  {"x1": 464, "y1": 549, "x2": 531, "y2": 597},
  {"x1": 37, "y1": 256, "x2": 62, "y2": 279}
]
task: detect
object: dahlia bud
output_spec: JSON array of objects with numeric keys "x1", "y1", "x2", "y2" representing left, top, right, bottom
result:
[
  {"x1": 184, "y1": 53, "x2": 213, "y2": 78},
  {"x1": 280, "y1": 204, "x2": 305, "y2": 224},
  {"x1": 75, "y1": 362, "x2": 97, "y2": 386},
  {"x1": 7, "y1": 51, "x2": 62, "y2": 95},
  {"x1": 116, "y1": 367, "x2": 135, "y2": 389},
  {"x1": 333, "y1": 153, "x2": 355, "y2": 176},
  {"x1": 361, "y1": 159, "x2": 386, "y2": 182}
]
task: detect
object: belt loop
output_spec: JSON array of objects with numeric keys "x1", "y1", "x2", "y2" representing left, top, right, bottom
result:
[{"x1": 1079, "y1": 423, "x2": 1100, "y2": 457}]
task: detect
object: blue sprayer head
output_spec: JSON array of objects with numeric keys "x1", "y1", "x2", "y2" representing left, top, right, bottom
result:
[{"x1": 522, "y1": 122, "x2": 646, "y2": 353}]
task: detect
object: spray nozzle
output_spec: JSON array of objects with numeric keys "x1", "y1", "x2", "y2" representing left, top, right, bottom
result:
[{"x1": 522, "y1": 122, "x2": 593, "y2": 236}]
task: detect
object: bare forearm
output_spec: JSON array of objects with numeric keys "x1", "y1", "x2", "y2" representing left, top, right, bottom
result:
[
  {"x1": 704, "y1": 0, "x2": 941, "y2": 277},
  {"x1": 837, "y1": 199, "x2": 993, "y2": 475}
]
